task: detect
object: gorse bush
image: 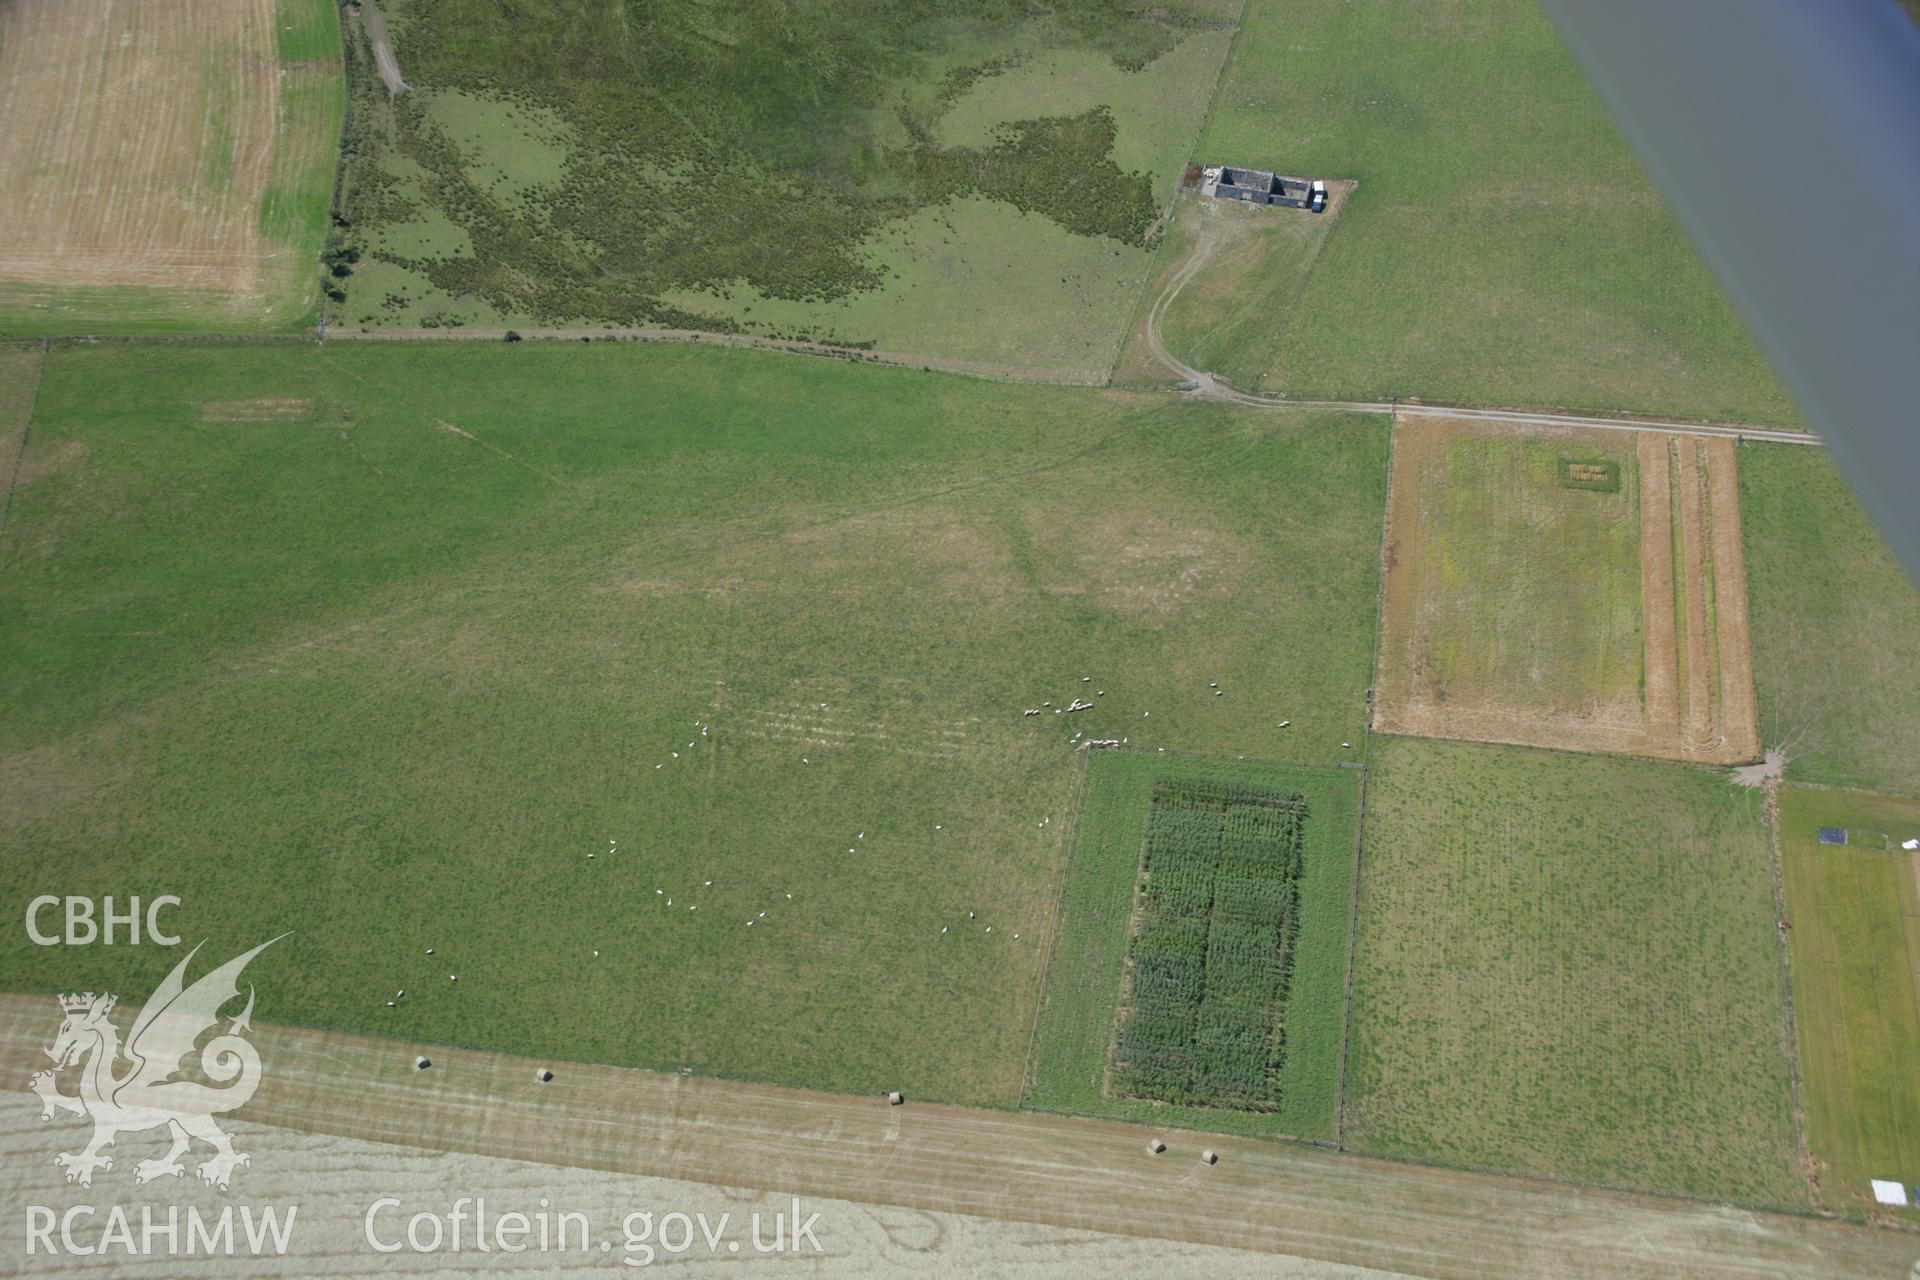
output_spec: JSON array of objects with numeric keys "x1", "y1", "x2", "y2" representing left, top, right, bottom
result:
[
  {"x1": 1111, "y1": 779, "x2": 1307, "y2": 1111},
  {"x1": 337, "y1": 0, "x2": 1191, "y2": 326}
]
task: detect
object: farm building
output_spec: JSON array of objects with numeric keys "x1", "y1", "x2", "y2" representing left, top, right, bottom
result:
[{"x1": 1194, "y1": 165, "x2": 1326, "y2": 212}]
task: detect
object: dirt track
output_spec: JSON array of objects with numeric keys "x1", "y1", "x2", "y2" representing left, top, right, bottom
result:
[
  {"x1": 1706, "y1": 436, "x2": 1762, "y2": 755},
  {"x1": 2, "y1": 1096, "x2": 1363, "y2": 1277},
  {"x1": 2, "y1": 996, "x2": 1911, "y2": 1277},
  {"x1": 356, "y1": 0, "x2": 411, "y2": 95}
]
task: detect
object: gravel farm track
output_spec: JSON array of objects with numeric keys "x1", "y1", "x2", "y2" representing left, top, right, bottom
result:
[
  {"x1": 1128, "y1": 207, "x2": 1820, "y2": 447},
  {"x1": 1, "y1": 998, "x2": 1911, "y2": 1277},
  {"x1": 327, "y1": 275, "x2": 1825, "y2": 448}
]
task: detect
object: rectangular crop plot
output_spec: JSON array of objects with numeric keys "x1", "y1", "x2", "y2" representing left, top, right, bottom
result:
[
  {"x1": 1374, "y1": 416, "x2": 1759, "y2": 764},
  {"x1": 1027, "y1": 753, "x2": 1359, "y2": 1140},
  {"x1": 1557, "y1": 457, "x2": 1621, "y2": 493},
  {"x1": 1780, "y1": 786, "x2": 1920, "y2": 1220},
  {"x1": 1111, "y1": 779, "x2": 1306, "y2": 1109}
]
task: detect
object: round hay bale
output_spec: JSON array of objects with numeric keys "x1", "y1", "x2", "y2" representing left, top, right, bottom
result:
[
  {"x1": 1146, "y1": 1139, "x2": 1166, "y2": 1156},
  {"x1": 535, "y1": 1068, "x2": 554, "y2": 1084},
  {"x1": 1201, "y1": 1149, "x2": 1218, "y2": 1165},
  {"x1": 887, "y1": 1091, "x2": 904, "y2": 1106},
  {"x1": 414, "y1": 1056, "x2": 431, "y2": 1071}
]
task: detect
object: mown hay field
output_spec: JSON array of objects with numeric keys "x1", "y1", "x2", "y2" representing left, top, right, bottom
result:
[
  {"x1": 0, "y1": 340, "x2": 1385, "y2": 1107},
  {"x1": 0, "y1": 0, "x2": 344, "y2": 334},
  {"x1": 1347, "y1": 737, "x2": 1803, "y2": 1205},
  {"x1": 1194, "y1": 0, "x2": 1795, "y2": 422},
  {"x1": 1779, "y1": 786, "x2": 1920, "y2": 1222},
  {"x1": 1028, "y1": 752, "x2": 1359, "y2": 1140}
]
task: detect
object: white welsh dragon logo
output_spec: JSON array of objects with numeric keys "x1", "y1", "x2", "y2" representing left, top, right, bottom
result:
[{"x1": 27, "y1": 936, "x2": 285, "y2": 1190}]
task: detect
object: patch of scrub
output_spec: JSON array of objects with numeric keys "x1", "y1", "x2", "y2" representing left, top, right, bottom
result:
[
  {"x1": 662, "y1": 196, "x2": 1152, "y2": 379},
  {"x1": 328, "y1": 1, "x2": 1232, "y2": 370},
  {"x1": 935, "y1": 30, "x2": 1234, "y2": 203},
  {"x1": 332, "y1": 256, "x2": 515, "y2": 331}
]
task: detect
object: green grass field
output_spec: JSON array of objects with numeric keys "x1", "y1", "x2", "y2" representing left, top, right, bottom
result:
[
  {"x1": 1192, "y1": 0, "x2": 1795, "y2": 422},
  {"x1": 0, "y1": 340, "x2": 1385, "y2": 1106},
  {"x1": 1028, "y1": 752, "x2": 1359, "y2": 1139},
  {"x1": 1346, "y1": 737, "x2": 1803, "y2": 1204},
  {"x1": 1740, "y1": 445, "x2": 1920, "y2": 795},
  {"x1": 1779, "y1": 786, "x2": 1920, "y2": 1220},
  {"x1": 333, "y1": 1, "x2": 1232, "y2": 377}
]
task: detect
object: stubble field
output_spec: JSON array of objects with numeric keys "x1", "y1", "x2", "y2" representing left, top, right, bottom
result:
[{"x1": 0, "y1": 0, "x2": 344, "y2": 334}]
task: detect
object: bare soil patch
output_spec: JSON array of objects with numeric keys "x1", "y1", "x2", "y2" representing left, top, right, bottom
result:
[
  {"x1": 1030, "y1": 507, "x2": 1254, "y2": 620},
  {"x1": 1706, "y1": 437, "x2": 1761, "y2": 755},
  {"x1": 201, "y1": 398, "x2": 316, "y2": 422},
  {"x1": 1375, "y1": 416, "x2": 1760, "y2": 764},
  {"x1": 1638, "y1": 433, "x2": 1680, "y2": 732},
  {"x1": 782, "y1": 504, "x2": 1024, "y2": 602},
  {"x1": 356, "y1": 0, "x2": 411, "y2": 95},
  {"x1": 12, "y1": 438, "x2": 87, "y2": 489}
]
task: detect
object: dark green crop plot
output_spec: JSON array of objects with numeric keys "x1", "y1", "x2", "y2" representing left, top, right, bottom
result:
[
  {"x1": 1112, "y1": 779, "x2": 1305, "y2": 1109},
  {"x1": 1028, "y1": 753, "x2": 1359, "y2": 1140},
  {"x1": 1556, "y1": 457, "x2": 1621, "y2": 493}
]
